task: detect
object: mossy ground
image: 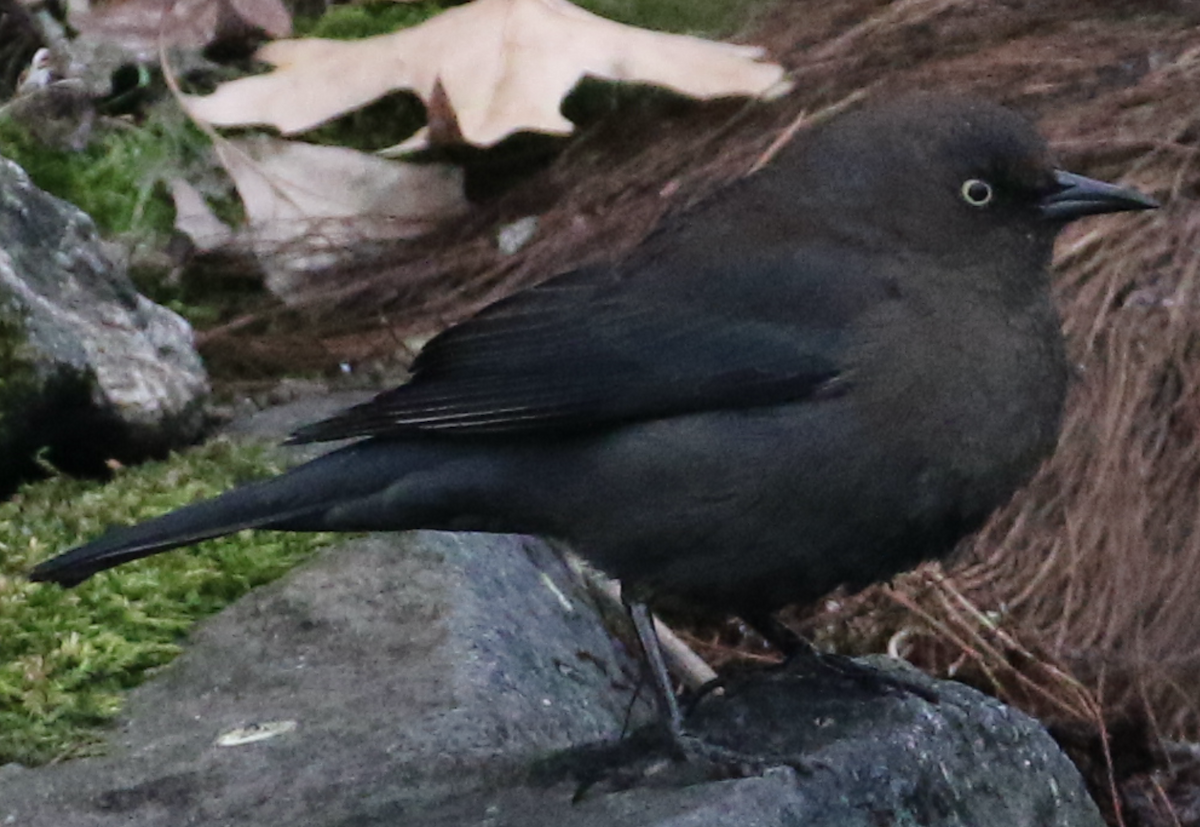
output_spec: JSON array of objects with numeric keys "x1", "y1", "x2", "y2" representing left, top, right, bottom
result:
[
  {"x1": 0, "y1": 440, "x2": 334, "y2": 766},
  {"x1": 0, "y1": 110, "x2": 218, "y2": 239}
]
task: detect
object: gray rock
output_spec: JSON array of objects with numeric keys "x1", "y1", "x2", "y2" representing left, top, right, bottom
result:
[
  {"x1": 0, "y1": 154, "x2": 208, "y2": 482},
  {"x1": 218, "y1": 388, "x2": 377, "y2": 462},
  {"x1": 0, "y1": 526, "x2": 1102, "y2": 827},
  {"x1": 0, "y1": 531, "x2": 648, "y2": 826}
]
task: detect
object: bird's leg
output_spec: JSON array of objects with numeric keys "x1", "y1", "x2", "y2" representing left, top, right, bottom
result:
[
  {"x1": 625, "y1": 600, "x2": 684, "y2": 739},
  {"x1": 619, "y1": 599, "x2": 796, "y2": 777}
]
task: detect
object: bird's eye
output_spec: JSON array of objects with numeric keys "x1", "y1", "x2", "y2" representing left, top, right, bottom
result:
[{"x1": 960, "y1": 178, "x2": 994, "y2": 207}]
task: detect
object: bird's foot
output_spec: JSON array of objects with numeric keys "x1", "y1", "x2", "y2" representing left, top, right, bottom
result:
[{"x1": 671, "y1": 730, "x2": 816, "y2": 778}]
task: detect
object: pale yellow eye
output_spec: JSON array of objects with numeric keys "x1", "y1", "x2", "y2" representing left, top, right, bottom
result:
[{"x1": 961, "y1": 178, "x2": 994, "y2": 207}]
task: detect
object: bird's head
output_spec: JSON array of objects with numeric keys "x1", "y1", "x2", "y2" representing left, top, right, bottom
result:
[{"x1": 779, "y1": 93, "x2": 1157, "y2": 259}]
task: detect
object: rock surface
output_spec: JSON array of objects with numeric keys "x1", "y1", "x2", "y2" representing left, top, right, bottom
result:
[
  {"x1": 0, "y1": 530, "x2": 1104, "y2": 827},
  {"x1": 0, "y1": 531, "x2": 650, "y2": 826},
  {"x1": 0, "y1": 154, "x2": 208, "y2": 488}
]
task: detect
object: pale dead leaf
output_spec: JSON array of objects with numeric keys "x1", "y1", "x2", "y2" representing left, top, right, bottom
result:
[
  {"x1": 168, "y1": 178, "x2": 233, "y2": 252},
  {"x1": 183, "y1": 0, "x2": 788, "y2": 147},
  {"x1": 216, "y1": 136, "x2": 467, "y2": 233},
  {"x1": 211, "y1": 136, "x2": 469, "y2": 300}
]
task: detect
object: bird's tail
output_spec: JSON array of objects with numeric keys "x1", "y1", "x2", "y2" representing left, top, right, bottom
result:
[{"x1": 28, "y1": 439, "x2": 456, "y2": 588}]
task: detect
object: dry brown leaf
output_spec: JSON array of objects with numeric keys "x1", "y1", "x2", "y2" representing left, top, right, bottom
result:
[
  {"x1": 182, "y1": 0, "x2": 789, "y2": 147},
  {"x1": 424, "y1": 78, "x2": 465, "y2": 146}
]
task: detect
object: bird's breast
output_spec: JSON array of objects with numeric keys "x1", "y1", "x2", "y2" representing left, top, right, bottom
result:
[{"x1": 852, "y1": 279, "x2": 1068, "y2": 525}]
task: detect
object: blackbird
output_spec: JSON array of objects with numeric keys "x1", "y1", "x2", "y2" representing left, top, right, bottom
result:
[{"x1": 30, "y1": 94, "x2": 1156, "y2": 734}]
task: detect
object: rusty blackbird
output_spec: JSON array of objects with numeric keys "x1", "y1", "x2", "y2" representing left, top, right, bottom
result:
[{"x1": 30, "y1": 94, "x2": 1156, "y2": 733}]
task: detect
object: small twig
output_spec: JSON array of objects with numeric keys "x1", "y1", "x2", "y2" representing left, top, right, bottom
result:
[{"x1": 568, "y1": 556, "x2": 717, "y2": 691}]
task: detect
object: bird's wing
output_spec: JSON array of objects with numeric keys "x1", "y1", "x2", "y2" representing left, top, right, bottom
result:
[{"x1": 289, "y1": 243, "x2": 870, "y2": 442}]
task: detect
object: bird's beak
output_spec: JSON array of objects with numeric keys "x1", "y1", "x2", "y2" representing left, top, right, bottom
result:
[{"x1": 1040, "y1": 170, "x2": 1158, "y2": 221}]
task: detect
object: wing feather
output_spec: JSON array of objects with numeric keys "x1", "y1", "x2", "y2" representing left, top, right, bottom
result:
[{"x1": 289, "y1": 243, "x2": 873, "y2": 443}]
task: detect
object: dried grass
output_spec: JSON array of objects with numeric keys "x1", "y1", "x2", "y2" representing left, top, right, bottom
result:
[{"x1": 959, "y1": 45, "x2": 1200, "y2": 738}]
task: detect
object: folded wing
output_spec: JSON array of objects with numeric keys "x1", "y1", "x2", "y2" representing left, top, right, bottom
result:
[{"x1": 290, "y1": 240, "x2": 871, "y2": 443}]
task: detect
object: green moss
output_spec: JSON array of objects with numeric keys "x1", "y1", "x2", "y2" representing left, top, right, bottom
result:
[
  {"x1": 298, "y1": 91, "x2": 428, "y2": 154},
  {"x1": 294, "y1": 1, "x2": 445, "y2": 39},
  {"x1": 0, "y1": 440, "x2": 334, "y2": 766},
  {"x1": 0, "y1": 106, "x2": 249, "y2": 328},
  {"x1": 0, "y1": 112, "x2": 215, "y2": 238}
]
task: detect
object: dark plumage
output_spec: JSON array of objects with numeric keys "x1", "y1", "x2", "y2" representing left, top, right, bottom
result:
[{"x1": 30, "y1": 95, "x2": 1155, "y2": 689}]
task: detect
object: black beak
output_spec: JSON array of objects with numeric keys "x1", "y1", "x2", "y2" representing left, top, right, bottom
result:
[{"x1": 1040, "y1": 170, "x2": 1158, "y2": 222}]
